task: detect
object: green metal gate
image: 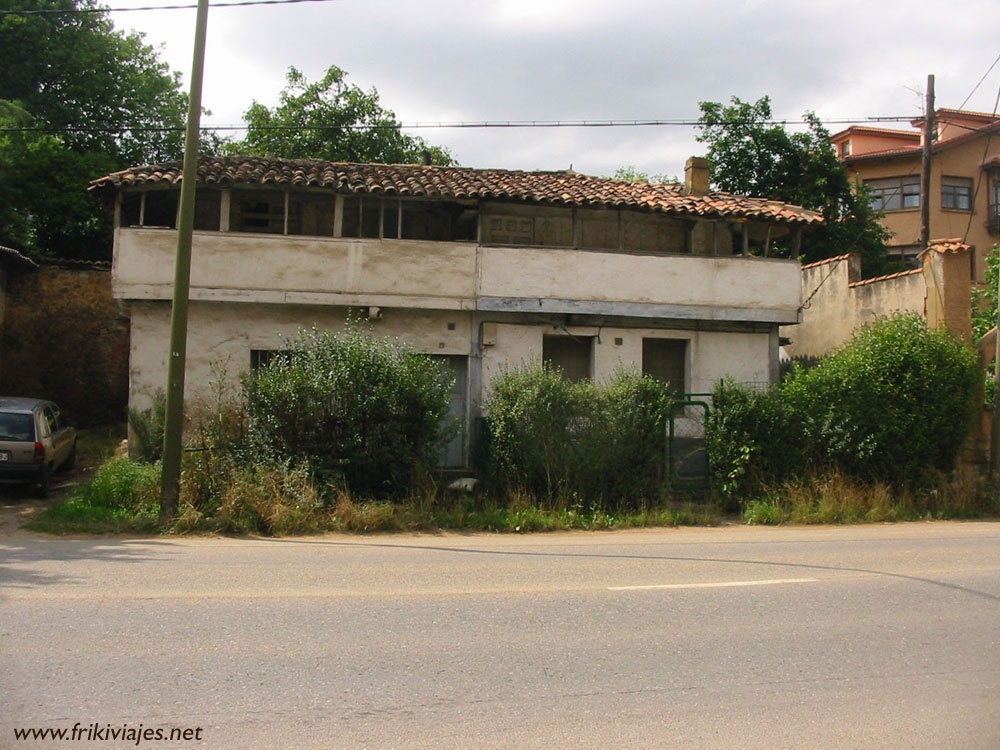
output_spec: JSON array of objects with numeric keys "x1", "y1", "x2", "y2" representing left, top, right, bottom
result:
[{"x1": 666, "y1": 395, "x2": 711, "y2": 495}]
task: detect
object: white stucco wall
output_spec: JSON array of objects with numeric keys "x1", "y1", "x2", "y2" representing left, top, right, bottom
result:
[
  {"x1": 127, "y1": 301, "x2": 475, "y2": 411},
  {"x1": 129, "y1": 302, "x2": 773, "y2": 414},
  {"x1": 114, "y1": 229, "x2": 801, "y2": 323},
  {"x1": 478, "y1": 322, "x2": 771, "y2": 401}
]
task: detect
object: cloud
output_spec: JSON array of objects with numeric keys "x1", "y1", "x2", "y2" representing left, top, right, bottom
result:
[{"x1": 112, "y1": 0, "x2": 1000, "y2": 177}]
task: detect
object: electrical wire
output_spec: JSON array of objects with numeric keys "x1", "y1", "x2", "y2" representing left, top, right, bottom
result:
[
  {"x1": 958, "y1": 51, "x2": 1000, "y2": 113},
  {"x1": 0, "y1": 116, "x2": 921, "y2": 136},
  {"x1": 962, "y1": 83, "x2": 1000, "y2": 245},
  {"x1": 0, "y1": 0, "x2": 339, "y2": 15}
]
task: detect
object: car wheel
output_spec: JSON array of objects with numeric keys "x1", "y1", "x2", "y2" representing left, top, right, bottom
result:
[
  {"x1": 62, "y1": 440, "x2": 77, "y2": 471},
  {"x1": 38, "y1": 464, "x2": 52, "y2": 499}
]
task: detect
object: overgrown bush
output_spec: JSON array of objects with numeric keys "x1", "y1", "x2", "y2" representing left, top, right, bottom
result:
[
  {"x1": 707, "y1": 313, "x2": 981, "y2": 506},
  {"x1": 485, "y1": 367, "x2": 672, "y2": 509},
  {"x1": 127, "y1": 390, "x2": 166, "y2": 462},
  {"x1": 241, "y1": 326, "x2": 453, "y2": 498},
  {"x1": 72, "y1": 456, "x2": 161, "y2": 512},
  {"x1": 704, "y1": 380, "x2": 806, "y2": 509},
  {"x1": 784, "y1": 313, "x2": 979, "y2": 484}
]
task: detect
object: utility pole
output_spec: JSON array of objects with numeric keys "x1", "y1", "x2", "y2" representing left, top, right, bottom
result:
[
  {"x1": 160, "y1": 0, "x2": 209, "y2": 519},
  {"x1": 920, "y1": 74, "x2": 935, "y2": 250}
]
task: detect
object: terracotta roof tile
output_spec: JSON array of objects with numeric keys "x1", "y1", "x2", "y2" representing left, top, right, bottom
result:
[
  {"x1": 0, "y1": 245, "x2": 38, "y2": 268},
  {"x1": 800, "y1": 253, "x2": 853, "y2": 270},
  {"x1": 89, "y1": 156, "x2": 823, "y2": 226},
  {"x1": 848, "y1": 267, "x2": 922, "y2": 287},
  {"x1": 926, "y1": 237, "x2": 972, "y2": 254}
]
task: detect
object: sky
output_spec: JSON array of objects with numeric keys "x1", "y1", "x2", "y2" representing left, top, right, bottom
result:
[{"x1": 106, "y1": 0, "x2": 1000, "y2": 179}]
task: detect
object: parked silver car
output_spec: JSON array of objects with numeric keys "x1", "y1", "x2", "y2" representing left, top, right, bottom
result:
[{"x1": 0, "y1": 398, "x2": 77, "y2": 497}]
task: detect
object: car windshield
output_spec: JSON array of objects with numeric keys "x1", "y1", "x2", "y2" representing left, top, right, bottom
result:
[{"x1": 0, "y1": 412, "x2": 35, "y2": 441}]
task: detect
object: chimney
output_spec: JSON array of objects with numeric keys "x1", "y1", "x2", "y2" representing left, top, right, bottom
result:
[{"x1": 684, "y1": 156, "x2": 710, "y2": 195}]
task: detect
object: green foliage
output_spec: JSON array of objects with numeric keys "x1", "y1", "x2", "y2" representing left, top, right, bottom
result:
[
  {"x1": 697, "y1": 96, "x2": 891, "y2": 277},
  {"x1": 0, "y1": 0, "x2": 194, "y2": 258},
  {"x1": 73, "y1": 456, "x2": 160, "y2": 511},
  {"x1": 784, "y1": 313, "x2": 980, "y2": 484},
  {"x1": 611, "y1": 165, "x2": 678, "y2": 184},
  {"x1": 241, "y1": 326, "x2": 453, "y2": 498},
  {"x1": 707, "y1": 314, "x2": 981, "y2": 504},
  {"x1": 229, "y1": 66, "x2": 453, "y2": 165},
  {"x1": 972, "y1": 244, "x2": 1000, "y2": 341},
  {"x1": 127, "y1": 391, "x2": 166, "y2": 463},
  {"x1": 704, "y1": 380, "x2": 805, "y2": 508},
  {"x1": 484, "y1": 368, "x2": 673, "y2": 509}
]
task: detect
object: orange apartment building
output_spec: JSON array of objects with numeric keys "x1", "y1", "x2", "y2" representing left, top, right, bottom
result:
[{"x1": 830, "y1": 108, "x2": 1000, "y2": 279}]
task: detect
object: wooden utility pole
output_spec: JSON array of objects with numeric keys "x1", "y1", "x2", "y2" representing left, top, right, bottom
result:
[
  {"x1": 160, "y1": 0, "x2": 209, "y2": 519},
  {"x1": 920, "y1": 74, "x2": 935, "y2": 250}
]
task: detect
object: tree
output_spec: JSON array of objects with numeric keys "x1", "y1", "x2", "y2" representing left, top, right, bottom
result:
[
  {"x1": 611, "y1": 165, "x2": 678, "y2": 184},
  {"x1": 697, "y1": 96, "x2": 891, "y2": 276},
  {"x1": 0, "y1": 0, "x2": 193, "y2": 258},
  {"x1": 230, "y1": 66, "x2": 453, "y2": 165}
]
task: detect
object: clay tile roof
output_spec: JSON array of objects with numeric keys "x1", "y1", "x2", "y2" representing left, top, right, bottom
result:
[
  {"x1": 800, "y1": 253, "x2": 852, "y2": 270},
  {"x1": 926, "y1": 237, "x2": 971, "y2": 254},
  {"x1": 0, "y1": 245, "x2": 38, "y2": 268},
  {"x1": 848, "y1": 268, "x2": 922, "y2": 287},
  {"x1": 89, "y1": 156, "x2": 823, "y2": 226}
]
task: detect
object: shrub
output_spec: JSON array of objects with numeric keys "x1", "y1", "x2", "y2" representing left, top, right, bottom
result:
[
  {"x1": 706, "y1": 314, "x2": 981, "y2": 506},
  {"x1": 74, "y1": 456, "x2": 160, "y2": 511},
  {"x1": 484, "y1": 367, "x2": 672, "y2": 509},
  {"x1": 783, "y1": 313, "x2": 980, "y2": 484},
  {"x1": 704, "y1": 380, "x2": 806, "y2": 508},
  {"x1": 241, "y1": 326, "x2": 453, "y2": 498},
  {"x1": 127, "y1": 390, "x2": 166, "y2": 463}
]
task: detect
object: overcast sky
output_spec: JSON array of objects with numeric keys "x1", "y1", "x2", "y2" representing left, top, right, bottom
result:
[{"x1": 107, "y1": 0, "x2": 1000, "y2": 178}]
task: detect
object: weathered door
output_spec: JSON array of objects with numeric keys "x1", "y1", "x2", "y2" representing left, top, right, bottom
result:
[{"x1": 431, "y1": 355, "x2": 468, "y2": 468}]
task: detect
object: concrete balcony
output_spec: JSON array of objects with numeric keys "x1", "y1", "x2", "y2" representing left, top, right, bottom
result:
[{"x1": 113, "y1": 228, "x2": 802, "y2": 324}]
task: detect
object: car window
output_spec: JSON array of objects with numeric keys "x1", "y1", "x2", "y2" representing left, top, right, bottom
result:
[
  {"x1": 0, "y1": 412, "x2": 35, "y2": 441},
  {"x1": 42, "y1": 406, "x2": 58, "y2": 435}
]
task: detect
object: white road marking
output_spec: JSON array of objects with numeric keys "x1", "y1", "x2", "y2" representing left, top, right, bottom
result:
[{"x1": 608, "y1": 578, "x2": 819, "y2": 591}]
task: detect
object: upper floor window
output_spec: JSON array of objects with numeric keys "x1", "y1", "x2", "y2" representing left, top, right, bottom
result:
[
  {"x1": 340, "y1": 196, "x2": 476, "y2": 241},
  {"x1": 941, "y1": 176, "x2": 973, "y2": 211},
  {"x1": 121, "y1": 189, "x2": 221, "y2": 231},
  {"x1": 866, "y1": 176, "x2": 920, "y2": 211},
  {"x1": 231, "y1": 190, "x2": 286, "y2": 234},
  {"x1": 840, "y1": 140, "x2": 851, "y2": 157}
]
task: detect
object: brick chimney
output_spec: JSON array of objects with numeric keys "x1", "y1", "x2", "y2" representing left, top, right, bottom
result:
[{"x1": 684, "y1": 156, "x2": 710, "y2": 195}]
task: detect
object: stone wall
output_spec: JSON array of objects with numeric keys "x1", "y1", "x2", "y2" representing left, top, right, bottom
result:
[{"x1": 0, "y1": 262, "x2": 129, "y2": 425}]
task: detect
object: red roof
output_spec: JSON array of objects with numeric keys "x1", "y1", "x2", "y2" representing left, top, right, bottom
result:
[{"x1": 89, "y1": 156, "x2": 823, "y2": 226}]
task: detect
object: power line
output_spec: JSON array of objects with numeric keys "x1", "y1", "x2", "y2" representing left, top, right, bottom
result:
[
  {"x1": 0, "y1": 115, "x2": 921, "y2": 135},
  {"x1": 958, "y1": 50, "x2": 1000, "y2": 112},
  {"x1": 962, "y1": 82, "x2": 1000, "y2": 245},
  {"x1": 0, "y1": 0, "x2": 338, "y2": 15}
]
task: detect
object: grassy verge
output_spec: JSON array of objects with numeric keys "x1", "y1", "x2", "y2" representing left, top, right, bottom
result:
[
  {"x1": 29, "y1": 456, "x2": 721, "y2": 535},
  {"x1": 28, "y1": 457, "x2": 1000, "y2": 536},
  {"x1": 741, "y1": 470, "x2": 1000, "y2": 525}
]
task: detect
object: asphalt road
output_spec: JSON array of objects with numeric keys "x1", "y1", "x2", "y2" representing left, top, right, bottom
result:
[{"x1": 2, "y1": 523, "x2": 1000, "y2": 749}]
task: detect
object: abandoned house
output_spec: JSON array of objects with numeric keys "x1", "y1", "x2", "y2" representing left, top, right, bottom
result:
[{"x1": 89, "y1": 155, "x2": 821, "y2": 467}]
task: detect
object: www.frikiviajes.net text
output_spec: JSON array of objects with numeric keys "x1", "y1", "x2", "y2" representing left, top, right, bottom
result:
[{"x1": 13, "y1": 723, "x2": 204, "y2": 745}]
